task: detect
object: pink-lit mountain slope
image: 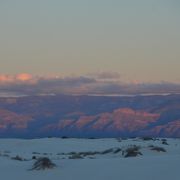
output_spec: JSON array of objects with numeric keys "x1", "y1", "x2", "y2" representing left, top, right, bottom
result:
[{"x1": 0, "y1": 94, "x2": 180, "y2": 138}]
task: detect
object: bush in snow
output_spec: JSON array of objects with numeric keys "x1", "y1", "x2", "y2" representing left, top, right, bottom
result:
[
  {"x1": 123, "y1": 145, "x2": 142, "y2": 158},
  {"x1": 31, "y1": 157, "x2": 57, "y2": 170},
  {"x1": 150, "y1": 146, "x2": 166, "y2": 152},
  {"x1": 161, "y1": 139, "x2": 169, "y2": 145},
  {"x1": 141, "y1": 137, "x2": 154, "y2": 141},
  {"x1": 11, "y1": 155, "x2": 24, "y2": 161}
]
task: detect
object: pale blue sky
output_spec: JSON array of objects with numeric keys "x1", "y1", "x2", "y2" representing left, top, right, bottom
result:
[{"x1": 0, "y1": 0, "x2": 180, "y2": 82}]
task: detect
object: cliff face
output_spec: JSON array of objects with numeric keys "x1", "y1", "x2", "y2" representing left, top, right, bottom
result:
[
  {"x1": 43, "y1": 108, "x2": 159, "y2": 132},
  {"x1": 0, "y1": 94, "x2": 180, "y2": 138},
  {"x1": 0, "y1": 109, "x2": 33, "y2": 130}
]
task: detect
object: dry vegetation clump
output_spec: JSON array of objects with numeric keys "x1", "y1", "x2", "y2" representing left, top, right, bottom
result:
[
  {"x1": 61, "y1": 136, "x2": 69, "y2": 139},
  {"x1": 63, "y1": 147, "x2": 123, "y2": 159},
  {"x1": 31, "y1": 157, "x2": 57, "y2": 170},
  {"x1": 67, "y1": 148, "x2": 122, "y2": 159},
  {"x1": 32, "y1": 152, "x2": 40, "y2": 155},
  {"x1": 101, "y1": 148, "x2": 114, "y2": 154},
  {"x1": 150, "y1": 146, "x2": 166, "y2": 152},
  {"x1": 123, "y1": 145, "x2": 142, "y2": 158},
  {"x1": 141, "y1": 137, "x2": 154, "y2": 141},
  {"x1": 162, "y1": 141, "x2": 168, "y2": 145},
  {"x1": 79, "y1": 151, "x2": 100, "y2": 156},
  {"x1": 113, "y1": 148, "x2": 122, "y2": 154},
  {"x1": 161, "y1": 139, "x2": 169, "y2": 145},
  {"x1": 32, "y1": 156, "x2": 37, "y2": 160},
  {"x1": 11, "y1": 155, "x2": 25, "y2": 161}
]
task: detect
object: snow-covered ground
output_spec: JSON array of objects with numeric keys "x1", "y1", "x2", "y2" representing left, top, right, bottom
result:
[{"x1": 0, "y1": 138, "x2": 179, "y2": 180}]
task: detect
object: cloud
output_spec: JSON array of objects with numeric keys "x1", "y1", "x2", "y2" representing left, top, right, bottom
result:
[
  {"x1": 0, "y1": 73, "x2": 37, "y2": 85},
  {"x1": 16, "y1": 73, "x2": 33, "y2": 81},
  {"x1": 0, "y1": 75, "x2": 14, "y2": 83},
  {"x1": 95, "y1": 72, "x2": 121, "y2": 80},
  {"x1": 0, "y1": 73, "x2": 180, "y2": 95}
]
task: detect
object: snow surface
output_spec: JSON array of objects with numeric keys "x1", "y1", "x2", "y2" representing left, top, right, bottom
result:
[{"x1": 0, "y1": 138, "x2": 180, "y2": 180}]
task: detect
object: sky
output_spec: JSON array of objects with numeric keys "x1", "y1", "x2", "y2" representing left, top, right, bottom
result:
[{"x1": 0, "y1": 0, "x2": 180, "y2": 83}]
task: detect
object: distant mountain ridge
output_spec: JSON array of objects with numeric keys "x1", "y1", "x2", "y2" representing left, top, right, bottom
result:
[{"x1": 0, "y1": 94, "x2": 180, "y2": 138}]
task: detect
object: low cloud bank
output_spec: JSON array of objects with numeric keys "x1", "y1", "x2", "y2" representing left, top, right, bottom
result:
[{"x1": 0, "y1": 73, "x2": 180, "y2": 95}]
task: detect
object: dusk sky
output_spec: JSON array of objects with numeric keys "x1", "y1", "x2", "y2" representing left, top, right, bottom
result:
[{"x1": 0, "y1": 0, "x2": 180, "y2": 83}]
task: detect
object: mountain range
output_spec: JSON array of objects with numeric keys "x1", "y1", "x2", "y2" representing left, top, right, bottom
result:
[{"x1": 0, "y1": 94, "x2": 180, "y2": 138}]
